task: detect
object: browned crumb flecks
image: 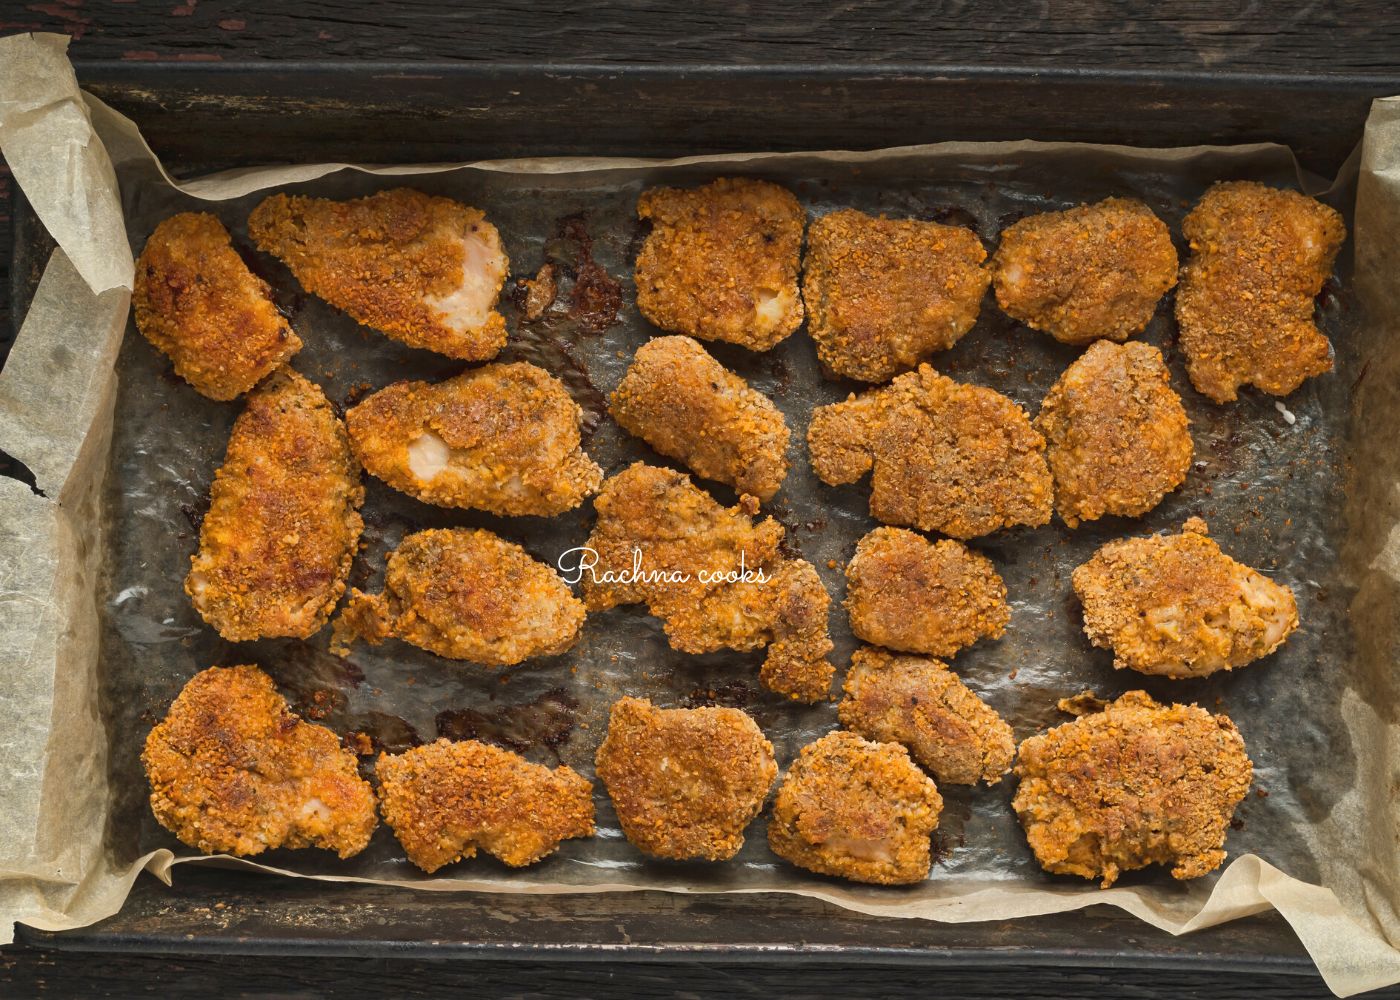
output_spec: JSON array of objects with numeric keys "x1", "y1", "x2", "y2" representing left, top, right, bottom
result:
[
  {"x1": 347, "y1": 361, "x2": 602, "y2": 517},
  {"x1": 377, "y1": 738, "x2": 595, "y2": 873},
  {"x1": 803, "y1": 208, "x2": 991, "y2": 382},
  {"x1": 249, "y1": 188, "x2": 510, "y2": 361},
  {"x1": 992, "y1": 197, "x2": 1178, "y2": 345},
  {"x1": 185, "y1": 368, "x2": 364, "y2": 641},
  {"x1": 1175, "y1": 181, "x2": 1346, "y2": 403},
  {"x1": 634, "y1": 177, "x2": 804, "y2": 351},
  {"x1": 142, "y1": 665, "x2": 377, "y2": 858},
  {"x1": 808, "y1": 365, "x2": 1053, "y2": 539},
  {"x1": 1071, "y1": 517, "x2": 1298, "y2": 678},
  {"x1": 1034, "y1": 340, "x2": 1193, "y2": 528},
  {"x1": 1013, "y1": 690, "x2": 1253, "y2": 887},
  {"x1": 332, "y1": 528, "x2": 585, "y2": 665},
  {"x1": 595, "y1": 697, "x2": 777, "y2": 860},
  {"x1": 768, "y1": 730, "x2": 943, "y2": 885}
]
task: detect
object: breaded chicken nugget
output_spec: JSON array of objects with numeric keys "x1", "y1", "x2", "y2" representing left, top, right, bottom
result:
[
  {"x1": 595, "y1": 697, "x2": 777, "y2": 860},
  {"x1": 844, "y1": 526, "x2": 1008, "y2": 657},
  {"x1": 332, "y1": 528, "x2": 585, "y2": 665},
  {"x1": 1176, "y1": 181, "x2": 1346, "y2": 402},
  {"x1": 634, "y1": 178, "x2": 804, "y2": 351},
  {"x1": 376, "y1": 738, "x2": 595, "y2": 872},
  {"x1": 1034, "y1": 340, "x2": 1193, "y2": 528},
  {"x1": 609, "y1": 335, "x2": 790, "y2": 501},
  {"x1": 347, "y1": 361, "x2": 601, "y2": 517},
  {"x1": 186, "y1": 368, "x2": 364, "y2": 641},
  {"x1": 768, "y1": 730, "x2": 943, "y2": 885},
  {"x1": 1072, "y1": 517, "x2": 1297, "y2": 678},
  {"x1": 249, "y1": 188, "x2": 509, "y2": 361},
  {"x1": 992, "y1": 197, "x2": 1177, "y2": 345},
  {"x1": 838, "y1": 647, "x2": 1014, "y2": 785},
  {"x1": 808, "y1": 365, "x2": 1053, "y2": 539},
  {"x1": 803, "y1": 208, "x2": 991, "y2": 382},
  {"x1": 580, "y1": 463, "x2": 834, "y2": 702},
  {"x1": 1013, "y1": 690, "x2": 1252, "y2": 887},
  {"x1": 143, "y1": 665, "x2": 377, "y2": 858},
  {"x1": 134, "y1": 213, "x2": 301, "y2": 400}
]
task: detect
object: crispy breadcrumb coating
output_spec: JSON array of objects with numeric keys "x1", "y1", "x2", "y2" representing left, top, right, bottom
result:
[
  {"x1": 377, "y1": 738, "x2": 594, "y2": 873},
  {"x1": 634, "y1": 178, "x2": 804, "y2": 351},
  {"x1": 580, "y1": 463, "x2": 834, "y2": 702},
  {"x1": 249, "y1": 188, "x2": 509, "y2": 361},
  {"x1": 143, "y1": 665, "x2": 377, "y2": 858},
  {"x1": 186, "y1": 368, "x2": 364, "y2": 641},
  {"x1": 1176, "y1": 181, "x2": 1346, "y2": 402},
  {"x1": 768, "y1": 730, "x2": 943, "y2": 885},
  {"x1": 610, "y1": 335, "x2": 790, "y2": 501},
  {"x1": 347, "y1": 361, "x2": 601, "y2": 517},
  {"x1": 844, "y1": 526, "x2": 1008, "y2": 657},
  {"x1": 1034, "y1": 340, "x2": 1193, "y2": 528},
  {"x1": 992, "y1": 197, "x2": 1177, "y2": 345},
  {"x1": 1072, "y1": 517, "x2": 1298, "y2": 678},
  {"x1": 838, "y1": 647, "x2": 1015, "y2": 786},
  {"x1": 331, "y1": 528, "x2": 585, "y2": 665},
  {"x1": 1013, "y1": 690, "x2": 1252, "y2": 887},
  {"x1": 803, "y1": 208, "x2": 991, "y2": 382},
  {"x1": 134, "y1": 213, "x2": 301, "y2": 400},
  {"x1": 808, "y1": 365, "x2": 1053, "y2": 539},
  {"x1": 595, "y1": 697, "x2": 777, "y2": 860}
]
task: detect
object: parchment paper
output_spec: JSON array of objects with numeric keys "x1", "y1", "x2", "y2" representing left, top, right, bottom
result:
[{"x1": 3, "y1": 31, "x2": 1400, "y2": 997}]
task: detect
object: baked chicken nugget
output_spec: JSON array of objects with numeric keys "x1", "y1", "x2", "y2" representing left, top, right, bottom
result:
[
  {"x1": 634, "y1": 177, "x2": 804, "y2": 351},
  {"x1": 1176, "y1": 181, "x2": 1346, "y2": 403},
  {"x1": 768, "y1": 730, "x2": 943, "y2": 885},
  {"x1": 1034, "y1": 340, "x2": 1193, "y2": 528},
  {"x1": 838, "y1": 647, "x2": 1015, "y2": 786},
  {"x1": 347, "y1": 361, "x2": 601, "y2": 516},
  {"x1": 249, "y1": 188, "x2": 509, "y2": 361},
  {"x1": 332, "y1": 528, "x2": 585, "y2": 665},
  {"x1": 803, "y1": 208, "x2": 991, "y2": 382},
  {"x1": 609, "y1": 335, "x2": 790, "y2": 501},
  {"x1": 143, "y1": 665, "x2": 377, "y2": 858},
  {"x1": 186, "y1": 368, "x2": 364, "y2": 641},
  {"x1": 134, "y1": 212, "x2": 301, "y2": 400},
  {"x1": 579, "y1": 463, "x2": 834, "y2": 702},
  {"x1": 1072, "y1": 517, "x2": 1298, "y2": 678},
  {"x1": 808, "y1": 365, "x2": 1053, "y2": 539},
  {"x1": 992, "y1": 197, "x2": 1178, "y2": 345},
  {"x1": 1013, "y1": 690, "x2": 1252, "y2": 887},
  {"x1": 595, "y1": 697, "x2": 777, "y2": 860},
  {"x1": 376, "y1": 738, "x2": 595, "y2": 873}
]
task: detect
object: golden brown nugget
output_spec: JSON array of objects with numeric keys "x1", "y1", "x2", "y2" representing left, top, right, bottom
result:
[
  {"x1": 634, "y1": 177, "x2": 804, "y2": 351},
  {"x1": 1034, "y1": 340, "x2": 1193, "y2": 528},
  {"x1": 186, "y1": 368, "x2": 364, "y2": 641},
  {"x1": 347, "y1": 362, "x2": 601, "y2": 517},
  {"x1": 579, "y1": 463, "x2": 834, "y2": 702},
  {"x1": 1176, "y1": 181, "x2": 1346, "y2": 402},
  {"x1": 143, "y1": 665, "x2": 377, "y2": 858},
  {"x1": 838, "y1": 647, "x2": 1015, "y2": 786},
  {"x1": 767, "y1": 730, "x2": 943, "y2": 885},
  {"x1": 844, "y1": 526, "x2": 1008, "y2": 657},
  {"x1": 595, "y1": 697, "x2": 777, "y2": 860},
  {"x1": 249, "y1": 188, "x2": 509, "y2": 360},
  {"x1": 609, "y1": 335, "x2": 790, "y2": 501},
  {"x1": 1072, "y1": 517, "x2": 1298, "y2": 678},
  {"x1": 332, "y1": 528, "x2": 584, "y2": 665},
  {"x1": 992, "y1": 197, "x2": 1178, "y2": 345},
  {"x1": 376, "y1": 738, "x2": 594, "y2": 873},
  {"x1": 803, "y1": 208, "x2": 991, "y2": 382},
  {"x1": 808, "y1": 365, "x2": 1053, "y2": 539},
  {"x1": 134, "y1": 213, "x2": 301, "y2": 400},
  {"x1": 1013, "y1": 690, "x2": 1252, "y2": 888}
]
